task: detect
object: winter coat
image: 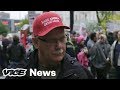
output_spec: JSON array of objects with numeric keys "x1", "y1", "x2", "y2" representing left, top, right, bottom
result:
[
  {"x1": 7, "y1": 42, "x2": 26, "y2": 62},
  {"x1": 6, "y1": 49, "x2": 93, "y2": 79},
  {"x1": 110, "y1": 40, "x2": 120, "y2": 67},
  {"x1": 66, "y1": 41, "x2": 76, "y2": 58},
  {"x1": 90, "y1": 41, "x2": 111, "y2": 69},
  {"x1": 77, "y1": 51, "x2": 89, "y2": 69},
  {"x1": 77, "y1": 47, "x2": 89, "y2": 69}
]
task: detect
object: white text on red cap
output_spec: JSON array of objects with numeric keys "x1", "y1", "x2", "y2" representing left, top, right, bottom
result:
[{"x1": 41, "y1": 17, "x2": 60, "y2": 26}]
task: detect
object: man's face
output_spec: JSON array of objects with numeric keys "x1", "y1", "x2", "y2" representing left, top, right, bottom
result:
[
  {"x1": 36, "y1": 27, "x2": 66, "y2": 64},
  {"x1": 117, "y1": 31, "x2": 120, "y2": 41},
  {"x1": 80, "y1": 40, "x2": 85, "y2": 45},
  {"x1": 70, "y1": 34, "x2": 76, "y2": 42},
  {"x1": 94, "y1": 35, "x2": 97, "y2": 42},
  {"x1": 99, "y1": 37, "x2": 106, "y2": 44}
]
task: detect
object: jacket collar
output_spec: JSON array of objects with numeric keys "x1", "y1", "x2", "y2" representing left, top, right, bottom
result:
[{"x1": 27, "y1": 49, "x2": 79, "y2": 79}]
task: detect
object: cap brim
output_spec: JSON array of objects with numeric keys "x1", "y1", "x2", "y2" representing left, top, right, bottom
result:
[{"x1": 38, "y1": 25, "x2": 70, "y2": 36}]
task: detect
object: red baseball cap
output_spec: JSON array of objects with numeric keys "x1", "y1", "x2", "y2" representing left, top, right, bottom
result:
[{"x1": 33, "y1": 12, "x2": 70, "y2": 37}]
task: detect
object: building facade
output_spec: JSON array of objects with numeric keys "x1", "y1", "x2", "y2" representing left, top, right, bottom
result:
[
  {"x1": 27, "y1": 11, "x2": 98, "y2": 32},
  {"x1": 74, "y1": 11, "x2": 97, "y2": 24},
  {"x1": 0, "y1": 12, "x2": 10, "y2": 19},
  {"x1": 0, "y1": 19, "x2": 21, "y2": 32}
]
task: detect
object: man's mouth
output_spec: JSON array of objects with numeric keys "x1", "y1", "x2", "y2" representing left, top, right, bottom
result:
[{"x1": 53, "y1": 49, "x2": 64, "y2": 55}]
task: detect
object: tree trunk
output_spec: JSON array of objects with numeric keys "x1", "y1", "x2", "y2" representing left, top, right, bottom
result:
[
  {"x1": 70, "y1": 11, "x2": 74, "y2": 32},
  {"x1": 96, "y1": 11, "x2": 101, "y2": 26}
]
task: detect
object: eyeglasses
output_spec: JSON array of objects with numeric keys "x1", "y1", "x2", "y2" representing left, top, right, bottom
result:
[{"x1": 38, "y1": 36, "x2": 67, "y2": 45}]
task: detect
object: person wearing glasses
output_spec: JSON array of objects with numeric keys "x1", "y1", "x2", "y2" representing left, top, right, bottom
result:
[{"x1": 7, "y1": 12, "x2": 93, "y2": 79}]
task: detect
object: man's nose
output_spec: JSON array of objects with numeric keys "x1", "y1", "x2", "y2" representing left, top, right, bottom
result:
[{"x1": 55, "y1": 40, "x2": 64, "y2": 48}]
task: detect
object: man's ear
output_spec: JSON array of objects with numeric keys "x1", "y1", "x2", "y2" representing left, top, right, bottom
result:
[{"x1": 32, "y1": 38, "x2": 39, "y2": 49}]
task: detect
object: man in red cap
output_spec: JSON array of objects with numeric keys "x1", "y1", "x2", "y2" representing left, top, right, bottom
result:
[{"x1": 6, "y1": 12, "x2": 93, "y2": 79}]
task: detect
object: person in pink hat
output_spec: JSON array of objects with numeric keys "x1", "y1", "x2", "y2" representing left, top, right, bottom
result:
[
  {"x1": 76, "y1": 35, "x2": 89, "y2": 69},
  {"x1": 76, "y1": 35, "x2": 85, "y2": 45},
  {"x1": 6, "y1": 12, "x2": 93, "y2": 79}
]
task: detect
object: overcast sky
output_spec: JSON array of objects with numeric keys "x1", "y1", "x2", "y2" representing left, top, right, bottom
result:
[{"x1": 0, "y1": 11, "x2": 28, "y2": 20}]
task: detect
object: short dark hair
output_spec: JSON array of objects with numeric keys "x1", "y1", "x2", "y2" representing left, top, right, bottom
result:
[
  {"x1": 90, "y1": 32, "x2": 96, "y2": 40},
  {"x1": 13, "y1": 35, "x2": 19, "y2": 42},
  {"x1": 70, "y1": 31, "x2": 76, "y2": 35}
]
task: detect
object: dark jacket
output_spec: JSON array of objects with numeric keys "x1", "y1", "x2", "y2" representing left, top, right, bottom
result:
[
  {"x1": 111, "y1": 40, "x2": 120, "y2": 67},
  {"x1": 66, "y1": 41, "x2": 76, "y2": 58},
  {"x1": 6, "y1": 49, "x2": 93, "y2": 79},
  {"x1": 0, "y1": 45, "x2": 4, "y2": 66},
  {"x1": 7, "y1": 42, "x2": 26, "y2": 62},
  {"x1": 2, "y1": 39, "x2": 11, "y2": 67}
]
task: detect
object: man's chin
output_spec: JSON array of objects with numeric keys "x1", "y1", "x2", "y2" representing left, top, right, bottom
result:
[
  {"x1": 52, "y1": 56, "x2": 64, "y2": 63},
  {"x1": 51, "y1": 53, "x2": 65, "y2": 62}
]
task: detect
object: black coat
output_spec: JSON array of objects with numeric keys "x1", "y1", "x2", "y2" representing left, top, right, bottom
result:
[
  {"x1": 66, "y1": 41, "x2": 76, "y2": 58},
  {"x1": 6, "y1": 49, "x2": 93, "y2": 79}
]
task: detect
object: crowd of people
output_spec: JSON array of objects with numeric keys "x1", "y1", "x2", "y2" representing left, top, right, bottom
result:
[
  {"x1": 0, "y1": 34, "x2": 33, "y2": 69},
  {"x1": 0, "y1": 11, "x2": 120, "y2": 79},
  {"x1": 66, "y1": 30, "x2": 120, "y2": 79}
]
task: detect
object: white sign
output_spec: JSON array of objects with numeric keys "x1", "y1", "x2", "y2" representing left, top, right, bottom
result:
[{"x1": 28, "y1": 11, "x2": 36, "y2": 32}]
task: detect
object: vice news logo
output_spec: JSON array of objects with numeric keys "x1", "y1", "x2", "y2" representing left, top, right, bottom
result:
[
  {"x1": 2, "y1": 68, "x2": 56, "y2": 77},
  {"x1": 2, "y1": 68, "x2": 27, "y2": 77}
]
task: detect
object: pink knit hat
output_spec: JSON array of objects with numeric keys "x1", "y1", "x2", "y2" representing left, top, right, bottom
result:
[{"x1": 76, "y1": 35, "x2": 85, "y2": 44}]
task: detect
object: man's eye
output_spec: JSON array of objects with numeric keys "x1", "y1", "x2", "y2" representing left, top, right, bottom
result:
[{"x1": 49, "y1": 40, "x2": 55, "y2": 43}]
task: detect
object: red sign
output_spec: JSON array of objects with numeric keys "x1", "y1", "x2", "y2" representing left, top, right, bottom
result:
[
  {"x1": 2, "y1": 21, "x2": 9, "y2": 25},
  {"x1": 20, "y1": 30, "x2": 27, "y2": 48}
]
